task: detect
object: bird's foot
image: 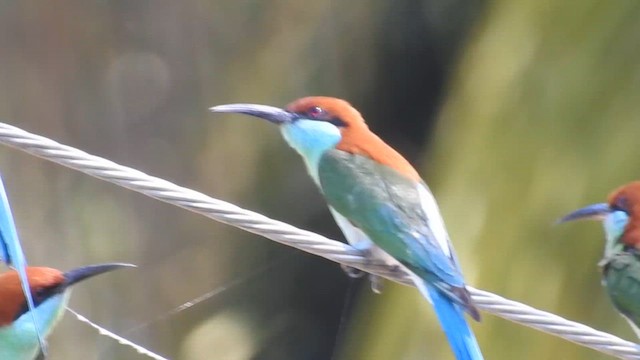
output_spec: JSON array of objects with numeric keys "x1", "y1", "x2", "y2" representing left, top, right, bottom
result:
[
  {"x1": 340, "y1": 264, "x2": 366, "y2": 278},
  {"x1": 339, "y1": 266, "x2": 384, "y2": 293},
  {"x1": 340, "y1": 243, "x2": 376, "y2": 278},
  {"x1": 342, "y1": 244, "x2": 396, "y2": 294},
  {"x1": 369, "y1": 274, "x2": 384, "y2": 294}
]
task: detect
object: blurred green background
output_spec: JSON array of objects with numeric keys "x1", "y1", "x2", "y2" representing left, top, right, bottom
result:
[{"x1": 0, "y1": 0, "x2": 639, "y2": 359}]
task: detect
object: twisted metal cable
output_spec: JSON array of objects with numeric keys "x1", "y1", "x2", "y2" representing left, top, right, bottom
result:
[{"x1": 0, "y1": 122, "x2": 638, "y2": 359}]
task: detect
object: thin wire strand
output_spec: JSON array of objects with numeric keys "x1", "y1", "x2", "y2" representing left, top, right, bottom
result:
[
  {"x1": 66, "y1": 307, "x2": 168, "y2": 360},
  {"x1": 120, "y1": 254, "x2": 290, "y2": 338},
  {"x1": 0, "y1": 122, "x2": 638, "y2": 359}
]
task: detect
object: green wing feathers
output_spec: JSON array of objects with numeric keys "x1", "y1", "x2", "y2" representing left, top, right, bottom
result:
[{"x1": 603, "y1": 251, "x2": 640, "y2": 329}]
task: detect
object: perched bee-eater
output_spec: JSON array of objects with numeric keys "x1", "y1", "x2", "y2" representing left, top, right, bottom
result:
[
  {"x1": 211, "y1": 97, "x2": 483, "y2": 360},
  {"x1": 0, "y1": 263, "x2": 134, "y2": 360},
  {"x1": 560, "y1": 181, "x2": 640, "y2": 337}
]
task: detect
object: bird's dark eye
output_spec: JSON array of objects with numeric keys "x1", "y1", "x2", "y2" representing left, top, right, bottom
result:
[
  {"x1": 307, "y1": 106, "x2": 326, "y2": 119},
  {"x1": 14, "y1": 287, "x2": 49, "y2": 322},
  {"x1": 612, "y1": 196, "x2": 629, "y2": 212},
  {"x1": 301, "y1": 105, "x2": 347, "y2": 127},
  {"x1": 33, "y1": 287, "x2": 46, "y2": 301}
]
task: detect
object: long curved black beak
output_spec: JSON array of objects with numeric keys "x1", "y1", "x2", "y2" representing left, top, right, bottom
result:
[
  {"x1": 557, "y1": 203, "x2": 610, "y2": 223},
  {"x1": 209, "y1": 103, "x2": 296, "y2": 124},
  {"x1": 62, "y1": 263, "x2": 135, "y2": 289}
]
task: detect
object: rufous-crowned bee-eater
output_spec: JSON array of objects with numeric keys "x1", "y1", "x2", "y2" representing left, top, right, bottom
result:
[
  {"x1": 0, "y1": 263, "x2": 134, "y2": 359},
  {"x1": 211, "y1": 96, "x2": 483, "y2": 360},
  {"x1": 560, "y1": 181, "x2": 640, "y2": 337}
]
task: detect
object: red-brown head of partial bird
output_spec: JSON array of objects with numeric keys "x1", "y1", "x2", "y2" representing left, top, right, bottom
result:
[
  {"x1": 0, "y1": 263, "x2": 133, "y2": 327},
  {"x1": 0, "y1": 267, "x2": 63, "y2": 327},
  {"x1": 607, "y1": 182, "x2": 640, "y2": 248},
  {"x1": 560, "y1": 181, "x2": 640, "y2": 249},
  {"x1": 210, "y1": 96, "x2": 420, "y2": 181}
]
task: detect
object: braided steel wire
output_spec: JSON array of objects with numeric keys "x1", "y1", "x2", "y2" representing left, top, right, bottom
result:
[{"x1": 0, "y1": 122, "x2": 638, "y2": 359}]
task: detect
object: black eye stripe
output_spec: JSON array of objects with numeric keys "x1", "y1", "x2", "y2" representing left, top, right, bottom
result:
[
  {"x1": 13, "y1": 285, "x2": 63, "y2": 322},
  {"x1": 305, "y1": 116, "x2": 347, "y2": 127},
  {"x1": 327, "y1": 117, "x2": 347, "y2": 127}
]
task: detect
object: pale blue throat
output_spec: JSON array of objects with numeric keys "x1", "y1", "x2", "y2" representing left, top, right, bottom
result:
[
  {"x1": 0, "y1": 292, "x2": 69, "y2": 359},
  {"x1": 603, "y1": 210, "x2": 629, "y2": 258},
  {"x1": 280, "y1": 119, "x2": 342, "y2": 182}
]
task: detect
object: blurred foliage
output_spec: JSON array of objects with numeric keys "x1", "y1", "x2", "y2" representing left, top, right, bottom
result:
[{"x1": 0, "y1": 0, "x2": 639, "y2": 359}]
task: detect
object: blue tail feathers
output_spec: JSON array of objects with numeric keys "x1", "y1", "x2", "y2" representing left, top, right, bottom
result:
[{"x1": 426, "y1": 284, "x2": 483, "y2": 360}]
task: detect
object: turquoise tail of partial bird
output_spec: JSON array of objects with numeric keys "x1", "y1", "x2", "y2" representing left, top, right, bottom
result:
[
  {"x1": 0, "y1": 175, "x2": 48, "y2": 356},
  {"x1": 425, "y1": 283, "x2": 483, "y2": 360}
]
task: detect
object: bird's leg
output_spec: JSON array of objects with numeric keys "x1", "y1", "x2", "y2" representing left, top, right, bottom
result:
[
  {"x1": 340, "y1": 241, "x2": 374, "y2": 279},
  {"x1": 339, "y1": 264, "x2": 384, "y2": 293},
  {"x1": 369, "y1": 274, "x2": 384, "y2": 294},
  {"x1": 340, "y1": 242, "x2": 389, "y2": 294}
]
